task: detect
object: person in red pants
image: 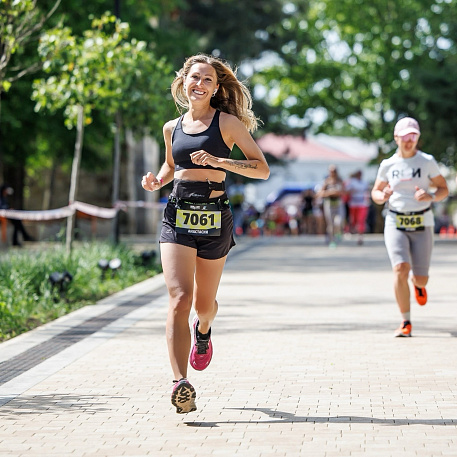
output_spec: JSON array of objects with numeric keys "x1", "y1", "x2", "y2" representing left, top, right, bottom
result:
[{"x1": 346, "y1": 170, "x2": 370, "y2": 245}]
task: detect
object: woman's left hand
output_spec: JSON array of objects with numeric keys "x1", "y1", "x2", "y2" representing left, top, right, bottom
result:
[
  {"x1": 190, "y1": 150, "x2": 218, "y2": 167},
  {"x1": 414, "y1": 186, "x2": 433, "y2": 202}
]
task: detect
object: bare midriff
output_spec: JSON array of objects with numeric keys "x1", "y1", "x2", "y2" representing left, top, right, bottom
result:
[{"x1": 175, "y1": 168, "x2": 226, "y2": 198}]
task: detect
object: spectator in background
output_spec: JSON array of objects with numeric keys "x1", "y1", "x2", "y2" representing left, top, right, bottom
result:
[
  {"x1": 312, "y1": 184, "x2": 326, "y2": 235},
  {"x1": 318, "y1": 165, "x2": 345, "y2": 247},
  {"x1": 262, "y1": 202, "x2": 289, "y2": 236},
  {"x1": 300, "y1": 188, "x2": 315, "y2": 234},
  {"x1": 0, "y1": 184, "x2": 34, "y2": 247},
  {"x1": 285, "y1": 202, "x2": 300, "y2": 235},
  {"x1": 244, "y1": 204, "x2": 262, "y2": 236},
  {"x1": 346, "y1": 170, "x2": 370, "y2": 245}
]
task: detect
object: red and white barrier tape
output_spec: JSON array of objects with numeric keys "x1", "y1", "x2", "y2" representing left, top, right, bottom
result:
[
  {"x1": 0, "y1": 200, "x2": 165, "y2": 221},
  {"x1": 0, "y1": 206, "x2": 74, "y2": 221},
  {"x1": 115, "y1": 200, "x2": 166, "y2": 210}
]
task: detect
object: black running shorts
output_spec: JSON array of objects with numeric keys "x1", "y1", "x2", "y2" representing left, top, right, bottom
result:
[{"x1": 160, "y1": 180, "x2": 236, "y2": 260}]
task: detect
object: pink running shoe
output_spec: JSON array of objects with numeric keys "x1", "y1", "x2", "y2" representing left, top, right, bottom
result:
[
  {"x1": 189, "y1": 315, "x2": 213, "y2": 371},
  {"x1": 171, "y1": 378, "x2": 196, "y2": 414}
]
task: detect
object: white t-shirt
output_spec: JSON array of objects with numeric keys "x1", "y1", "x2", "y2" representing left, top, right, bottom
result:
[{"x1": 376, "y1": 150, "x2": 441, "y2": 227}]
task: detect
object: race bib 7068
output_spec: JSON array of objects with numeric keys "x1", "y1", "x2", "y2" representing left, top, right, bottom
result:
[{"x1": 395, "y1": 214, "x2": 425, "y2": 231}]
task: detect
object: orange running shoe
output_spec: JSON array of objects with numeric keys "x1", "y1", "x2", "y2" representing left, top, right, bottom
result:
[
  {"x1": 394, "y1": 320, "x2": 412, "y2": 337},
  {"x1": 414, "y1": 286, "x2": 427, "y2": 306}
]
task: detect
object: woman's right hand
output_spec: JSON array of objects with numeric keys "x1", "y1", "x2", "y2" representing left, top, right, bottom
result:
[
  {"x1": 381, "y1": 184, "x2": 393, "y2": 202},
  {"x1": 141, "y1": 172, "x2": 162, "y2": 192}
]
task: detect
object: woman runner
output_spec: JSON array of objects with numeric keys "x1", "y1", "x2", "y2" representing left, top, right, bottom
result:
[{"x1": 142, "y1": 54, "x2": 269, "y2": 413}]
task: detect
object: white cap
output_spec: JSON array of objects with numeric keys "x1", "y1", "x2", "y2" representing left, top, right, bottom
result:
[{"x1": 394, "y1": 117, "x2": 420, "y2": 137}]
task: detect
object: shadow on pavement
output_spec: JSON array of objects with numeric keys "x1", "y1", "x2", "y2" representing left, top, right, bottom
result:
[
  {"x1": 185, "y1": 407, "x2": 456, "y2": 427},
  {"x1": 0, "y1": 394, "x2": 115, "y2": 415}
]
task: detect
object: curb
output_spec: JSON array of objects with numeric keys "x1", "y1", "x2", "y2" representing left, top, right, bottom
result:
[{"x1": 0, "y1": 274, "x2": 165, "y2": 363}]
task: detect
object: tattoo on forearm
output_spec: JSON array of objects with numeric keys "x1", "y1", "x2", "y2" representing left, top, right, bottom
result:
[{"x1": 228, "y1": 160, "x2": 258, "y2": 170}]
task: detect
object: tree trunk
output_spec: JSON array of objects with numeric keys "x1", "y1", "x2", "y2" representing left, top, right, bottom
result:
[
  {"x1": 111, "y1": 111, "x2": 121, "y2": 244},
  {"x1": 0, "y1": 96, "x2": 3, "y2": 181},
  {"x1": 66, "y1": 104, "x2": 84, "y2": 255},
  {"x1": 142, "y1": 135, "x2": 160, "y2": 235},
  {"x1": 125, "y1": 128, "x2": 137, "y2": 234},
  {"x1": 42, "y1": 158, "x2": 57, "y2": 210}
]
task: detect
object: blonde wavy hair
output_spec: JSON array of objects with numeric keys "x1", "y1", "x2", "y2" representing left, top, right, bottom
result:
[{"x1": 171, "y1": 53, "x2": 259, "y2": 133}]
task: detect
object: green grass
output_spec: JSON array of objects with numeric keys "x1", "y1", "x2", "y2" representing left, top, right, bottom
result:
[{"x1": 0, "y1": 242, "x2": 161, "y2": 341}]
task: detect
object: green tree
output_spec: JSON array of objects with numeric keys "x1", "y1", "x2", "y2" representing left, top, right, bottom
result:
[
  {"x1": 98, "y1": 36, "x2": 174, "y2": 243},
  {"x1": 0, "y1": 0, "x2": 61, "y2": 200},
  {"x1": 391, "y1": 0, "x2": 457, "y2": 168},
  {"x1": 33, "y1": 13, "x2": 172, "y2": 251},
  {"x1": 254, "y1": 0, "x2": 457, "y2": 164},
  {"x1": 0, "y1": 0, "x2": 181, "y2": 209},
  {"x1": 0, "y1": 0, "x2": 61, "y2": 94},
  {"x1": 177, "y1": 0, "x2": 286, "y2": 63}
]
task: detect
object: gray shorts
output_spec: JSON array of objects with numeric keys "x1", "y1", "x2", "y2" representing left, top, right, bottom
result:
[{"x1": 384, "y1": 225, "x2": 434, "y2": 276}]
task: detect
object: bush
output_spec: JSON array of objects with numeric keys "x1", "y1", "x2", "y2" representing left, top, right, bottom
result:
[{"x1": 0, "y1": 242, "x2": 161, "y2": 341}]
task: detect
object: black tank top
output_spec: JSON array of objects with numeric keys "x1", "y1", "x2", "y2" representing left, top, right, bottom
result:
[{"x1": 172, "y1": 110, "x2": 231, "y2": 171}]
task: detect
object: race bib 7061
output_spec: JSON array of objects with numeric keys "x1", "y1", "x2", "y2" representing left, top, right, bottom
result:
[{"x1": 176, "y1": 208, "x2": 221, "y2": 236}]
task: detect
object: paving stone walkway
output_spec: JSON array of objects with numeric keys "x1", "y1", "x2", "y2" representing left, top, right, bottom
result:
[{"x1": 0, "y1": 235, "x2": 456, "y2": 457}]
